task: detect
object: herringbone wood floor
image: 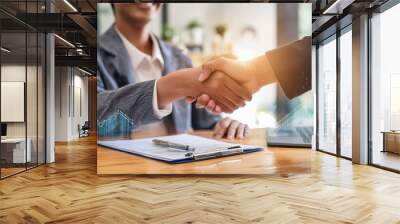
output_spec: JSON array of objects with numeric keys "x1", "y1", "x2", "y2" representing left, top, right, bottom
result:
[{"x1": 1, "y1": 135, "x2": 400, "y2": 224}]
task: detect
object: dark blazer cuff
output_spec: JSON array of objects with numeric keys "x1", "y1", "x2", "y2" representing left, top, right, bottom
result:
[{"x1": 266, "y1": 36, "x2": 311, "y2": 99}]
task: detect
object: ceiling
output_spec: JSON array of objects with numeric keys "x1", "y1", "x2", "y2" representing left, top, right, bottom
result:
[
  {"x1": 311, "y1": 0, "x2": 391, "y2": 43},
  {"x1": 0, "y1": 0, "x2": 395, "y2": 73},
  {"x1": 0, "y1": 0, "x2": 96, "y2": 73}
]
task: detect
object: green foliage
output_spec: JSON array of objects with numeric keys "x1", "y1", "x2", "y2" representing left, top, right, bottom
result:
[
  {"x1": 162, "y1": 24, "x2": 175, "y2": 42},
  {"x1": 215, "y1": 24, "x2": 227, "y2": 37},
  {"x1": 186, "y1": 20, "x2": 202, "y2": 30}
]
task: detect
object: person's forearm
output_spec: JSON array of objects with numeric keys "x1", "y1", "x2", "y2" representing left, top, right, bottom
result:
[
  {"x1": 157, "y1": 68, "x2": 203, "y2": 108},
  {"x1": 247, "y1": 55, "x2": 277, "y2": 90}
]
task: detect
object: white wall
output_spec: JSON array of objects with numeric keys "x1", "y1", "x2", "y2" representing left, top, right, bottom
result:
[
  {"x1": 55, "y1": 67, "x2": 69, "y2": 141},
  {"x1": 1, "y1": 82, "x2": 25, "y2": 122},
  {"x1": 71, "y1": 74, "x2": 89, "y2": 138},
  {"x1": 1, "y1": 65, "x2": 29, "y2": 138},
  {"x1": 54, "y1": 67, "x2": 89, "y2": 141},
  {"x1": 1, "y1": 66, "x2": 25, "y2": 128},
  {"x1": 1, "y1": 63, "x2": 46, "y2": 163},
  {"x1": 97, "y1": 3, "x2": 276, "y2": 56},
  {"x1": 168, "y1": 3, "x2": 277, "y2": 57}
]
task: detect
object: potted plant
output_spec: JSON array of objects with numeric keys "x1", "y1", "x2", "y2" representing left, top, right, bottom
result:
[
  {"x1": 186, "y1": 20, "x2": 203, "y2": 46},
  {"x1": 162, "y1": 24, "x2": 176, "y2": 43},
  {"x1": 212, "y1": 23, "x2": 232, "y2": 54},
  {"x1": 215, "y1": 24, "x2": 227, "y2": 38}
]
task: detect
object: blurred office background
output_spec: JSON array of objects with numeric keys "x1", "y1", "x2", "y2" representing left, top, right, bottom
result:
[
  {"x1": 98, "y1": 3, "x2": 313, "y2": 147},
  {"x1": 1, "y1": 0, "x2": 97, "y2": 179},
  {"x1": 1, "y1": 0, "x2": 398, "y2": 179}
]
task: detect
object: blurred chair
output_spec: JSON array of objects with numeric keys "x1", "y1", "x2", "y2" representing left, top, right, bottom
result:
[{"x1": 78, "y1": 121, "x2": 90, "y2": 138}]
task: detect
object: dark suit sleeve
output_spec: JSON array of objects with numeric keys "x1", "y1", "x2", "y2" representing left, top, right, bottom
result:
[
  {"x1": 266, "y1": 36, "x2": 311, "y2": 99},
  {"x1": 97, "y1": 56, "x2": 160, "y2": 137}
]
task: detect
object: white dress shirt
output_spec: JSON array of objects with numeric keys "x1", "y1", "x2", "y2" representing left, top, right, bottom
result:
[{"x1": 116, "y1": 28, "x2": 173, "y2": 134}]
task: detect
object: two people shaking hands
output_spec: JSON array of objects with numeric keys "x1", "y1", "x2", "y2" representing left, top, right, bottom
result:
[{"x1": 97, "y1": 3, "x2": 311, "y2": 139}]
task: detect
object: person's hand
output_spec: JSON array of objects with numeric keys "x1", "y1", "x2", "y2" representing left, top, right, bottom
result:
[
  {"x1": 185, "y1": 53, "x2": 238, "y2": 114},
  {"x1": 186, "y1": 94, "x2": 222, "y2": 114},
  {"x1": 199, "y1": 55, "x2": 276, "y2": 94},
  {"x1": 157, "y1": 67, "x2": 251, "y2": 113},
  {"x1": 188, "y1": 58, "x2": 259, "y2": 113},
  {"x1": 200, "y1": 58, "x2": 259, "y2": 93},
  {"x1": 199, "y1": 71, "x2": 252, "y2": 113},
  {"x1": 213, "y1": 117, "x2": 250, "y2": 139}
]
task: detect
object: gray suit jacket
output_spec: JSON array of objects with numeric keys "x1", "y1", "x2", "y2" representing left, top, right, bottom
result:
[{"x1": 97, "y1": 26, "x2": 220, "y2": 137}]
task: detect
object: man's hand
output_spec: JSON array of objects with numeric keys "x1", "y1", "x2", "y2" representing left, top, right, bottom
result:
[
  {"x1": 157, "y1": 67, "x2": 251, "y2": 113},
  {"x1": 191, "y1": 94, "x2": 222, "y2": 114},
  {"x1": 199, "y1": 55, "x2": 277, "y2": 93},
  {"x1": 199, "y1": 71, "x2": 252, "y2": 113},
  {"x1": 185, "y1": 53, "x2": 238, "y2": 114},
  {"x1": 213, "y1": 117, "x2": 249, "y2": 139},
  {"x1": 192, "y1": 55, "x2": 276, "y2": 113}
]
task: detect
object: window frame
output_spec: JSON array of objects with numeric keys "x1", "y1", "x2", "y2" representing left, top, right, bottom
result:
[
  {"x1": 367, "y1": 0, "x2": 400, "y2": 173},
  {"x1": 0, "y1": 0, "x2": 48, "y2": 180},
  {"x1": 315, "y1": 23, "x2": 353, "y2": 160},
  {"x1": 338, "y1": 24, "x2": 353, "y2": 159}
]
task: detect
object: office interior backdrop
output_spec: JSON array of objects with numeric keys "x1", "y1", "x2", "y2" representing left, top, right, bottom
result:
[
  {"x1": 98, "y1": 1, "x2": 400, "y2": 172},
  {"x1": 97, "y1": 3, "x2": 313, "y2": 147},
  {"x1": 0, "y1": 0, "x2": 97, "y2": 179},
  {"x1": 0, "y1": 0, "x2": 46, "y2": 179},
  {"x1": 1, "y1": 0, "x2": 399, "y2": 178},
  {"x1": 314, "y1": 0, "x2": 400, "y2": 172}
]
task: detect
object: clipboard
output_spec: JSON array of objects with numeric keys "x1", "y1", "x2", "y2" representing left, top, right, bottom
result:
[{"x1": 97, "y1": 134, "x2": 263, "y2": 164}]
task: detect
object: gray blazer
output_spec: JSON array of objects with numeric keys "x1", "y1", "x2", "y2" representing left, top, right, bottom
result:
[{"x1": 97, "y1": 26, "x2": 220, "y2": 137}]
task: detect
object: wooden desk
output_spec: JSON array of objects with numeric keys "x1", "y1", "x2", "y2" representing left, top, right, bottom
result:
[
  {"x1": 1, "y1": 138, "x2": 31, "y2": 164},
  {"x1": 97, "y1": 129, "x2": 312, "y2": 175},
  {"x1": 381, "y1": 131, "x2": 400, "y2": 154}
]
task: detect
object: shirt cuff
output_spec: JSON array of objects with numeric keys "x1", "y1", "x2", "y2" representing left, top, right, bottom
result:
[{"x1": 153, "y1": 79, "x2": 173, "y2": 119}]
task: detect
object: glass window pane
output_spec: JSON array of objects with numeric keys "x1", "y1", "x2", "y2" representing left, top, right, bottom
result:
[
  {"x1": 38, "y1": 32, "x2": 45, "y2": 165},
  {"x1": 318, "y1": 37, "x2": 337, "y2": 154},
  {"x1": 1, "y1": 31, "x2": 28, "y2": 177},
  {"x1": 340, "y1": 29, "x2": 352, "y2": 158},
  {"x1": 27, "y1": 31, "x2": 38, "y2": 169},
  {"x1": 371, "y1": 3, "x2": 400, "y2": 171},
  {"x1": 1, "y1": 0, "x2": 46, "y2": 179}
]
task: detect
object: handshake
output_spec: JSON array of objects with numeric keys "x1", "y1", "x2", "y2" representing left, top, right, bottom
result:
[{"x1": 157, "y1": 54, "x2": 276, "y2": 114}]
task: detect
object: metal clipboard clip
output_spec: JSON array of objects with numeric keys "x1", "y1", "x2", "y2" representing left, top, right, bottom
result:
[{"x1": 191, "y1": 146, "x2": 243, "y2": 161}]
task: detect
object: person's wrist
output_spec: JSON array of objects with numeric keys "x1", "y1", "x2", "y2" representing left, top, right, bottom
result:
[
  {"x1": 248, "y1": 55, "x2": 276, "y2": 90},
  {"x1": 157, "y1": 68, "x2": 203, "y2": 108},
  {"x1": 156, "y1": 76, "x2": 172, "y2": 108},
  {"x1": 181, "y1": 67, "x2": 204, "y2": 97}
]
